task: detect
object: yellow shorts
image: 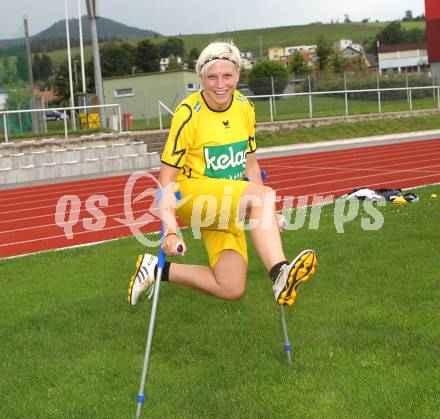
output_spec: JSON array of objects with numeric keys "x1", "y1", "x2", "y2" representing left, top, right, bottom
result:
[{"x1": 176, "y1": 178, "x2": 249, "y2": 267}]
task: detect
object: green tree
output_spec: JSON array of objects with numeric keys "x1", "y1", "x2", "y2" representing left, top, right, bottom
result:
[
  {"x1": 330, "y1": 47, "x2": 345, "y2": 74},
  {"x1": 134, "y1": 39, "x2": 160, "y2": 73},
  {"x1": 375, "y1": 21, "x2": 405, "y2": 52},
  {"x1": 344, "y1": 14, "x2": 351, "y2": 23},
  {"x1": 353, "y1": 54, "x2": 366, "y2": 73},
  {"x1": 53, "y1": 63, "x2": 71, "y2": 104},
  {"x1": 289, "y1": 51, "x2": 309, "y2": 76},
  {"x1": 166, "y1": 56, "x2": 182, "y2": 71},
  {"x1": 380, "y1": 21, "x2": 405, "y2": 44},
  {"x1": 85, "y1": 58, "x2": 95, "y2": 94},
  {"x1": 100, "y1": 41, "x2": 136, "y2": 77},
  {"x1": 367, "y1": 21, "x2": 425, "y2": 55},
  {"x1": 404, "y1": 28, "x2": 426, "y2": 43},
  {"x1": 5, "y1": 80, "x2": 31, "y2": 109},
  {"x1": 188, "y1": 47, "x2": 199, "y2": 70},
  {"x1": 40, "y1": 54, "x2": 54, "y2": 81},
  {"x1": 16, "y1": 51, "x2": 29, "y2": 82},
  {"x1": 32, "y1": 54, "x2": 42, "y2": 81},
  {"x1": 403, "y1": 10, "x2": 413, "y2": 21},
  {"x1": 248, "y1": 60, "x2": 289, "y2": 95},
  {"x1": 238, "y1": 68, "x2": 250, "y2": 86},
  {"x1": 160, "y1": 37, "x2": 185, "y2": 58},
  {"x1": 316, "y1": 35, "x2": 332, "y2": 71},
  {"x1": 0, "y1": 56, "x2": 16, "y2": 84}
]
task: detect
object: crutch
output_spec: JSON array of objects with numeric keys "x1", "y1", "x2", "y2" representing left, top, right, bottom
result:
[
  {"x1": 279, "y1": 305, "x2": 292, "y2": 365},
  {"x1": 135, "y1": 190, "x2": 184, "y2": 418},
  {"x1": 246, "y1": 170, "x2": 292, "y2": 365}
]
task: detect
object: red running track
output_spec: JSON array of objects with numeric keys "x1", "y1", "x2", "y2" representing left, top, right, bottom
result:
[{"x1": 1, "y1": 138, "x2": 440, "y2": 258}]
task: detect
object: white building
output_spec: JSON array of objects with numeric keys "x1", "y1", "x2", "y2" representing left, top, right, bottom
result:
[
  {"x1": 160, "y1": 56, "x2": 183, "y2": 72},
  {"x1": 339, "y1": 39, "x2": 352, "y2": 50},
  {"x1": 379, "y1": 43, "x2": 429, "y2": 74},
  {"x1": 285, "y1": 45, "x2": 316, "y2": 56},
  {"x1": 338, "y1": 39, "x2": 363, "y2": 53},
  {"x1": 240, "y1": 52, "x2": 253, "y2": 59}
]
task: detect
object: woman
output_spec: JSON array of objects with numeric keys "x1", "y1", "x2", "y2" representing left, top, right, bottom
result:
[{"x1": 128, "y1": 41, "x2": 317, "y2": 306}]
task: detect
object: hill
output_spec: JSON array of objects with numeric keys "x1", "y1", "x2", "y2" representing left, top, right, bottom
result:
[
  {"x1": 172, "y1": 20, "x2": 426, "y2": 57},
  {"x1": 0, "y1": 16, "x2": 160, "y2": 53},
  {"x1": 46, "y1": 20, "x2": 426, "y2": 66},
  {"x1": 35, "y1": 16, "x2": 160, "y2": 41}
]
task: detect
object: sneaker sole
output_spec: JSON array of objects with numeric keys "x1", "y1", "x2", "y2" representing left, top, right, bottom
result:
[
  {"x1": 127, "y1": 255, "x2": 144, "y2": 305},
  {"x1": 278, "y1": 250, "x2": 317, "y2": 305}
]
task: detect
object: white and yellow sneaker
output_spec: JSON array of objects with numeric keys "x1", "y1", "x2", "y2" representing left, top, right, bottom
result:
[
  {"x1": 128, "y1": 254, "x2": 157, "y2": 305},
  {"x1": 273, "y1": 250, "x2": 317, "y2": 305}
]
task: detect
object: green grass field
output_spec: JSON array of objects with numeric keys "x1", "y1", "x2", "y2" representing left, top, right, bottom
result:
[
  {"x1": 256, "y1": 115, "x2": 440, "y2": 148},
  {"x1": 1, "y1": 185, "x2": 439, "y2": 418}
]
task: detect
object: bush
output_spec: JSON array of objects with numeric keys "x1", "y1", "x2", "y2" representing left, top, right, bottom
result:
[
  {"x1": 313, "y1": 74, "x2": 434, "y2": 100},
  {"x1": 248, "y1": 60, "x2": 289, "y2": 95}
]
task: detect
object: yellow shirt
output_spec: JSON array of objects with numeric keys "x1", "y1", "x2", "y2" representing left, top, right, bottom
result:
[{"x1": 161, "y1": 90, "x2": 256, "y2": 181}]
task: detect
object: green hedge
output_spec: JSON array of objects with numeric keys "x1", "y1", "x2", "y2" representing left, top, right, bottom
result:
[{"x1": 313, "y1": 74, "x2": 436, "y2": 100}]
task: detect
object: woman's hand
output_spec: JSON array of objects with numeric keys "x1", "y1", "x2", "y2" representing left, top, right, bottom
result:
[{"x1": 162, "y1": 233, "x2": 186, "y2": 256}]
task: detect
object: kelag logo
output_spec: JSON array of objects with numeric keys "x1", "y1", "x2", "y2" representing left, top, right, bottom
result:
[{"x1": 203, "y1": 140, "x2": 247, "y2": 179}]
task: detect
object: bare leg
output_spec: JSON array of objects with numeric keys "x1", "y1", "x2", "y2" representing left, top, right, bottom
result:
[
  {"x1": 240, "y1": 184, "x2": 286, "y2": 271},
  {"x1": 169, "y1": 249, "x2": 247, "y2": 301}
]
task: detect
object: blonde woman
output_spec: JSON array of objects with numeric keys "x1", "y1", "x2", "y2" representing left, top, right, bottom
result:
[{"x1": 128, "y1": 41, "x2": 317, "y2": 306}]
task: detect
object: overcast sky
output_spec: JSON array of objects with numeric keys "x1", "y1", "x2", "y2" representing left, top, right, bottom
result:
[{"x1": 2, "y1": 0, "x2": 426, "y2": 39}]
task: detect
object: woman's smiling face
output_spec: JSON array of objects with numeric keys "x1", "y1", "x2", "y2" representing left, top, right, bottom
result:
[{"x1": 201, "y1": 59, "x2": 239, "y2": 110}]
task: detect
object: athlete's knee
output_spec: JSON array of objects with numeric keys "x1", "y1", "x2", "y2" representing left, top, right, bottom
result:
[
  {"x1": 221, "y1": 285, "x2": 246, "y2": 301},
  {"x1": 213, "y1": 270, "x2": 246, "y2": 301}
]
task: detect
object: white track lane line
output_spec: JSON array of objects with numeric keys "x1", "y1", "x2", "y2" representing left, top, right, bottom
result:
[
  {"x1": 2, "y1": 145, "x2": 440, "y2": 208},
  {"x1": 0, "y1": 218, "x2": 161, "y2": 248},
  {"x1": 2, "y1": 169, "x2": 439, "y2": 244},
  {"x1": 2, "y1": 141, "x2": 440, "y2": 248},
  {"x1": 1, "y1": 154, "x2": 440, "y2": 221},
  {"x1": 1, "y1": 139, "x2": 439, "y2": 201},
  {"x1": 4, "y1": 181, "x2": 438, "y2": 258}
]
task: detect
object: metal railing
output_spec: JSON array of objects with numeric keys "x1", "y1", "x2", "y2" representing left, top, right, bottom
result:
[
  {"x1": 158, "y1": 100, "x2": 175, "y2": 131},
  {"x1": 1, "y1": 103, "x2": 122, "y2": 143},
  {"x1": 247, "y1": 85, "x2": 440, "y2": 122},
  {"x1": 156, "y1": 84, "x2": 440, "y2": 130}
]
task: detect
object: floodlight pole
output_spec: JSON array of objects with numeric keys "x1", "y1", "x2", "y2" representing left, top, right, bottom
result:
[
  {"x1": 64, "y1": 0, "x2": 77, "y2": 130},
  {"x1": 23, "y1": 15, "x2": 37, "y2": 132},
  {"x1": 86, "y1": 0, "x2": 107, "y2": 128},
  {"x1": 78, "y1": 0, "x2": 88, "y2": 111}
]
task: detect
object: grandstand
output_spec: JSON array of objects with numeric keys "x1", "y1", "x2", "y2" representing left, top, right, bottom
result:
[{"x1": 0, "y1": 130, "x2": 164, "y2": 186}]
